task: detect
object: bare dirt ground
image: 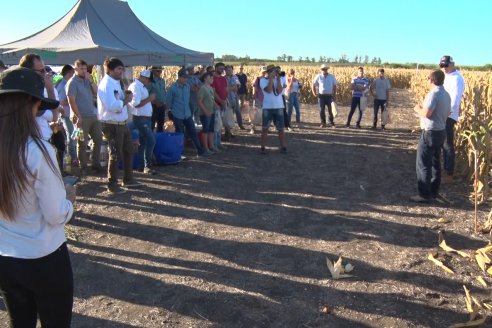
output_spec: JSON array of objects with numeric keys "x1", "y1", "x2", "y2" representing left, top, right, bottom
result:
[{"x1": 1, "y1": 89, "x2": 491, "y2": 328}]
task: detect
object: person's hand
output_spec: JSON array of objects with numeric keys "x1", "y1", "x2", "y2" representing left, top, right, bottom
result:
[
  {"x1": 124, "y1": 91, "x2": 133, "y2": 103},
  {"x1": 414, "y1": 104, "x2": 421, "y2": 112},
  {"x1": 149, "y1": 93, "x2": 156, "y2": 102},
  {"x1": 65, "y1": 184, "x2": 76, "y2": 204}
]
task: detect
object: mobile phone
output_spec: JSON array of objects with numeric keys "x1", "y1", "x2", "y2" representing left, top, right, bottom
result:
[{"x1": 63, "y1": 175, "x2": 79, "y2": 186}]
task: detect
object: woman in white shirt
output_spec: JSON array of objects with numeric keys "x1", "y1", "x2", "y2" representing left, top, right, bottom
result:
[{"x1": 0, "y1": 67, "x2": 76, "y2": 328}]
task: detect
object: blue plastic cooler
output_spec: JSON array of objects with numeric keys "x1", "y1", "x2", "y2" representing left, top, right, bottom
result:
[{"x1": 153, "y1": 132, "x2": 184, "y2": 164}]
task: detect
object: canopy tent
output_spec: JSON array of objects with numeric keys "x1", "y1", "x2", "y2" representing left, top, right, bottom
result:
[{"x1": 0, "y1": 0, "x2": 213, "y2": 66}]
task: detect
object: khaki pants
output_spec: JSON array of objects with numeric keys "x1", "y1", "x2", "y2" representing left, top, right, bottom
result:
[
  {"x1": 101, "y1": 123, "x2": 134, "y2": 185},
  {"x1": 77, "y1": 116, "x2": 102, "y2": 169}
]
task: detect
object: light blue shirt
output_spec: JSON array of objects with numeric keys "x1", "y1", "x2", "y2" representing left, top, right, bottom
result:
[
  {"x1": 167, "y1": 81, "x2": 192, "y2": 120},
  {"x1": 312, "y1": 73, "x2": 337, "y2": 94}
]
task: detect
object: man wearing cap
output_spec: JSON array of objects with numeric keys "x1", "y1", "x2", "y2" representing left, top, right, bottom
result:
[
  {"x1": 167, "y1": 68, "x2": 206, "y2": 157},
  {"x1": 128, "y1": 70, "x2": 157, "y2": 175},
  {"x1": 0, "y1": 60, "x2": 7, "y2": 73},
  {"x1": 312, "y1": 64, "x2": 337, "y2": 127},
  {"x1": 97, "y1": 57, "x2": 140, "y2": 192},
  {"x1": 66, "y1": 59, "x2": 103, "y2": 175},
  {"x1": 260, "y1": 64, "x2": 287, "y2": 154},
  {"x1": 440, "y1": 55, "x2": 465, "y2": 184},
  {"x1": 148, "y1": 66, "x2": 167, "y2": 132}
]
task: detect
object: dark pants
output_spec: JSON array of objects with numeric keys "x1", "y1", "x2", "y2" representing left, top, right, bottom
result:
[
  {"x1": 50, "y1": 129, "x2": 66, "y2": 172},
  {"x1": 373, "y1": 99, "x2": 387, "y2": 127},
  {"x1": 151, "y1": 104, "x2": 166, "y2": 132},
  {"x1": 442, "y1": 117, "x2": 456, "y2": 176},
  {"x1": 172, "y1": 116, "x2": 204, "y2": 155},
  {"x1": 318, "y1": 94, "x2": 334, "y2": 125},
  {"x1": 101, "y1": 123, "x2": 134, "y2": 186},
  {"x1": 0, "y1": 243, "x2": 73, "y2": 328},
  {"x1": 416, "y1": 130, "x2": 446, "y2": 198},
  {"x1": 347, "y1": 97, "x2": 362, "y2": 126},
  {"x1": 282, "y1": 95, "x2": 290, "y2": 128}
]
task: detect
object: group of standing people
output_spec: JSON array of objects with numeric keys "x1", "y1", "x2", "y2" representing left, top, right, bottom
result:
[{"x1": 0, "y1": 52, "x2": 466, "y2": 327}]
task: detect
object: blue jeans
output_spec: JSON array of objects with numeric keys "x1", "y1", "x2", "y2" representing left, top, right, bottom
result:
[
  {"x1": 172, "y1": 116, "x2": 204, "y2": 155},
  {"x1": 288, "y1": 92, "x2": 300, "y2": 124},
  {"x1": 61, "y1": 116, "x2": 77, "y2": 160},
  {"x1": 318, "y1": 94, "x2": 334, "y2": 125},
  {"x1": 133, "y1": 116, "x2": 156, "y2": 168},
  {"x1": 442, "y1": 117, "x2": 456, "y2": 176},
  {"x1": 347, "y1": 97, "x2": 363, "y2": 126},
  {"x1": 416, "y1": 130, "x2": 445, "y2": 198},
  {"x1": 200, "y1": 114, "x2": 215, "y2": 133}
]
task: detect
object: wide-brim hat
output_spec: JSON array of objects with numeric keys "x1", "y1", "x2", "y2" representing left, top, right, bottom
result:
[{"x1": 0, "y1": 67, "x2": 59, "y2": 109}]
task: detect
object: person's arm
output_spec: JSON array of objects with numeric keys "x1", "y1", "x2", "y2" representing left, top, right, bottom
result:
[
  {"x1": 414, "y1": 92, "x2": 434, "y2": 118},
  {"x1": 311, "y1": 76, "x2": 318, "y2": 97},
  {"x1": 97, "y1": 84, "x2": 125, "y2": 113},
  {"x1": 197, "y1": 92, "x2": 210, "y2": 116},
  {"x1": 369, "y1": 82, "x2": 375, "y2": 97},
  {"x1": 263, "y1": 75, "x2": 275, "y2": 94},
  {"x1": 34, "y1": 144, "x2": 74, "y2": 224}
]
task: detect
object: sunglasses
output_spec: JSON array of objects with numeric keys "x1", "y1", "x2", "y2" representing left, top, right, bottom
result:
[{"x1": 439, "y1": 63, "x2": 449, "y2": 68}]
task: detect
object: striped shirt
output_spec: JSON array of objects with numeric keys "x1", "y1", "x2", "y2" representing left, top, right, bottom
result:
[{"x1": 351, "y1": 76, "x2": 369, "y2": 98}]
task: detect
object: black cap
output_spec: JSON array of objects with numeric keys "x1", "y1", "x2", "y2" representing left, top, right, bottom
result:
[
  {"x1": 178, "y1": 68, "x2": 189, "y2": 78},
  {"x1": 439, "y1": 55, "x2": 454, "y2": 66},
  {"x1": 0, "y1": 67, "x2": 60, "y2": 109}
]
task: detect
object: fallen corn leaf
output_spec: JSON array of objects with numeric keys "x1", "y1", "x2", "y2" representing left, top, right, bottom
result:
[
  {"x1": 487, "y1": 267, "x2": 492, "y2": 276},
  {"x1": 478, "y1": 244, "x2": 492, "y2": 254},
  {"x1": 483, "y1": 303, "x2": 492, "y2": 310},
  {"x1": 440, "y1": 240, "x2": 471, "y2": 258},
  {"x1": 448, "y1": 316, "x2": 487, "y2": 327},
  {"x1": 475, "y1": 253, "x2": 488, "y2": 272},
  {"x1": 428, "y1": 253, "x2": 454, "y2": 274},
  {"x1": 326, "y1": 256, "x2": 353, "y2": 280},
  {"x1": 438, "y1": 217, "x2": 452, "y2": 223},
  {"x1": 464, "y1": 286, "x2": 474, "y2": 313},
  {"x1": 476, "y1": 276, "x2": 488, "y2": 287}
]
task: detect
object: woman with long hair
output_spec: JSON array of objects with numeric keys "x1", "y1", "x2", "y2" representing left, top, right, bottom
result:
[{"x1": 0, "y1": 67, "x2": 76, "y2": 327}]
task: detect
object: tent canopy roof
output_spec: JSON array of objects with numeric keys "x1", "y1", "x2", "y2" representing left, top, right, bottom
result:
[{"x1": 0, "y1": 0, "x2": 213, "y2": 66}]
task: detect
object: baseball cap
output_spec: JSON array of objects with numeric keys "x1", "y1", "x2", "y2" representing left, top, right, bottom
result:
[
  {"x1": 0, "y1": 60, "x2": 7, "y2": 69},
  {"x1": 439, "y1": 56, "x2": 454, "y2": 67},
  {"x1": 178, "y1": 68, "x2": 189, "y2": 78},
  {"x1": 320, "y1": 64, "x2": 329, "y2": 70},
  {"x1": 149, "y1": 66, "x2": 162, "y2": 71},
  {"x1": 140, "y1": 69, "x2": 152, "y2": 78},
  {"x1": 0, "y1": 67, "x2": 60, "y2": 109}
]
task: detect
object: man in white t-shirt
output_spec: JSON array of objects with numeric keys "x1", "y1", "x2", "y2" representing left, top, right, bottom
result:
[
  {"x1": 439, "y1": 55, "x2": 465, "y2": 183},
  {"x1": 260, "y1": 64, "x2": 287, "y2": 154}
]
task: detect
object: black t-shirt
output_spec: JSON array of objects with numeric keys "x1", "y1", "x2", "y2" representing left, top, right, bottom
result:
[{"x1": 236, "y1": 73, "x2": 247, "y2": 95}]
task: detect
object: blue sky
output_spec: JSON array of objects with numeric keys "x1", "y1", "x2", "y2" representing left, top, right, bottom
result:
[{"x1": 0, "y1": 0, "x2": 489, "y2": 66}]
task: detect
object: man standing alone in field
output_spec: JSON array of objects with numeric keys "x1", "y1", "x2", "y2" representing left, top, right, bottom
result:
[
  {"x1": 312, "y1": 64, "x2": 337, "y2": 127},
  {"x1": 411, "y1": 70, "x2": 451, "y2": 203},
  {"x1": 370, "y1": 68, "x2": 391, "y2": 130},
  {"x1": 439, "y1": 56, "x2": 465, "y2": 184}
]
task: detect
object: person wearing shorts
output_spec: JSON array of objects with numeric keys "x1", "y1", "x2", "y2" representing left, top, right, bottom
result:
[{"x1": 260, "y1": 64, "x2": 287, "y2": 154}]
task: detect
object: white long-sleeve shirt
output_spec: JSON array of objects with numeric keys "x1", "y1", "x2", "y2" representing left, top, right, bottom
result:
[
  {"x1": 128, "y1": 79, "x2": 152, "y2": 117},
  {"x1": 97, "y1": 74, "x2": 128, "y2": 122},
  {"x1": 443, "y1": 70, "x2": 465, "y2": 122},
  {"x1": 0, "y1": 138, "x2": 73, "y2": 259}
]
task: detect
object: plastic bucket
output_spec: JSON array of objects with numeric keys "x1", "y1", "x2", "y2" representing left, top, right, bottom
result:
[{"x1": 153, "y1": 132, "x2": 184, "y2": 164}]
